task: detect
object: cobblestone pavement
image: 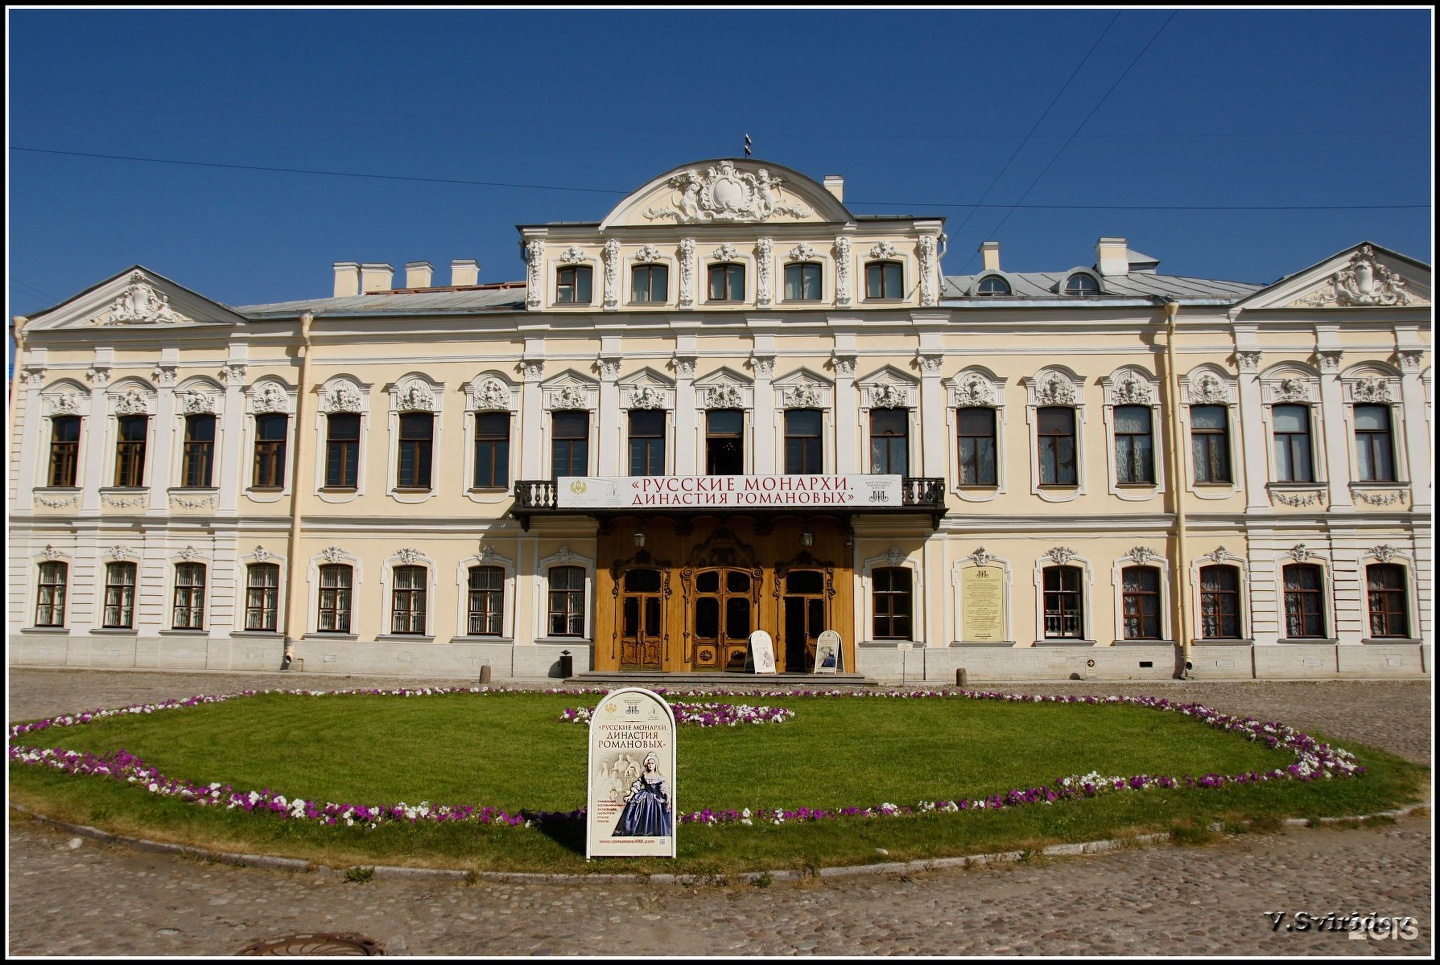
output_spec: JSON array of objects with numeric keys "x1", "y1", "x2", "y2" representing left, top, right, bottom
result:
[{"x1": 7, "y1": 669, "x2": 1434, "y2": 957}]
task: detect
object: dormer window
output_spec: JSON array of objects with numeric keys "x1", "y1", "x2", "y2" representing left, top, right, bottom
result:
[
  {"x1": 784, "y1": 263, "x2": 822, "y2": 301},
  {"x1": 556, "y1": 265, "x2": 592, "y2": 304},
  {"x1": 976, "y1": 275, "x2": 1011, "y2": 297},
  {"x1": 865, "y1": 261, "x2": 903, "y2": 299},
  {"x1": 1064, "y1": 273, "x2": 1100, "y2": 297},
  {"x1": 708, "y1": 263, "x2": 745, "y2": 302}
]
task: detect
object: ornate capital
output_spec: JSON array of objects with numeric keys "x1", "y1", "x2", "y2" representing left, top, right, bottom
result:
[
  {"x1": 673, "y1": 356, "x2": 697, "y2": 380},
  {"x1": 918, "y1": 354, "x2": 944, "y2": 377},
  {"x1": 221, "y1": 364, "x2": 246, "y2": 387},
  {"x1": 1317, "y1": 350, "x2": 1342, "y2": 374},
  {"x1": 21, "y1": 368, "x2": 46, "y2": 388},
  {"x1": 599, "y1": 357, "x2": 622, "y2": 382},
  {"x1": 522, "y1": 360, "x2": 545, "y2": 381},
  {"x1": 1397, "y1": 350, "x2": 1422, "y2": 373},
  {"x1": 751, "y1": 355, "x2": 775, "y2": 380},
  {"x1": 1236, "y1": 351, "x2": 1261, "y2": 374},
  {"x1": 86, "y1": 367, "x2": 111, "y2": 388}
]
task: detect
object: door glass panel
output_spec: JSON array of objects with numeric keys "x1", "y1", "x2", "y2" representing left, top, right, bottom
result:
[
  {"x1": 695, "y1": 598, "x2": 719, "y2": 638},
  {"x1": 726, "y1": 597, "x2": 751, "y2": 638},
  {"x1": 645, "y1": 597, "x2": 661, "y2": 635},
  {"x1": 727, "y1": 571, "x2": 750, "y2": 593},
  {"x1": 808, "y1": 598, "x2": 826, "y2": 637},
  {"x1": 787, "y1": 570, "x2": 823, "y2": 594},
  {"x1": 697, "y1": 571, "x2": 719, "y2": 593},
  {"x1": 625, "y1": 568, "x2": 661, "y2": 592},
  {"x1": 623, "y1": 597, "x2": 639, "y2": 636}
]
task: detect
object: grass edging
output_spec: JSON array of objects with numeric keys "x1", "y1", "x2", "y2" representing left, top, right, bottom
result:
[{"x1": 12, "y1": 800, "x2": 1429, "y2": 887}]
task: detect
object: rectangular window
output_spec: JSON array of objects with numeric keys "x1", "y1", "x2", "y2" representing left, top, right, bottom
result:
[
  {"x1": 552, "y1": 411, "x2": 590, "y2": 477},
  {"x1": 115, "y1": 414, "x2": 148, "y2": 487},
  {"x1": 182, "y1": 414, "x2": 216, "y2": 487},
  {"x1": 1353, "y1": 404, "x2": 1396, "y2": 482},
  {"x1": 325, "y1": 413, "x2": 360, "y2": 489},
  {"x1": 872, "y1": 567, "x2": 913, "y2": 640},
  {"x1": 1037, "y1": 407, "x2": 1077, "y2": 486},
  {"x1": 632, "y1": 264, "x2": 668, "y2": 303},
  {"x1": 706, "y1": 409, "x2": 745, "y2": 475},
  {"x1": 245, "y1": 563, "x2": 280, "y2": 631},
  {"x1": 708, "y1": 263, "x2": 745, "y2": 301},
  {"x1": 1044, "y1": 566, "x2": 1084, "y2": 638},
  {"x1": 556, "y1": 265, "x2": 592, "y2": 304},
  {"x1": 956, "y1": 407, "x2": 996, "y2": 486},
  {"x1": 252, "y1": 414, "x2": 288, "y2": 489},
  {"x1": 1199, "y1": 565, "x2": 1242, "y2": 639},
  {"x1": 103, "y1": 561, "x2": 137, "y2": 628},
  {"x1": 1282, "y1": 564, "x2": 1326, "y2": 638},
  {"x1": 865, "y1": 261, "x2": 903, "y2": 299},
  {"x1": 172, "y1": 562, "x2": 206, "y2": 630},
  {"x1": 785, "y1": 409, "x2": 824, "y2": 474},
  {"x1": 467, "y1": 565, "x2": 505, "y2": 636},
  {"x1": 784, "y1": 263, "x2": 822, "y2": 301},
  {"x1": 1113, "y1": 405, "x2": 1154, "y2": 484},
  {"x1": 549, "y1": 565, "x2": 585, "y2": 637},
  {"x1": 48, "y1": 416, "x2": 81, "y2": 488},
  {"x1": 317, "y1": 564, "x2": 352, "y2": 632},
  {"x1": 1190, "y1": 405, "x2": 1231, "y2": 484},
  {"x1": 628, "y1": 409, "x2": 666, "y2": 476},
  {"x1": 397, "y1": 412, "x2": 433, "y2": 489},
  {"x1": 35, "y1": 561, "x2": 68, "y2": 627},
  {"x1": 1272, "y1": 404, "x2": 1314, "y2": 483},
  {"x1": 1366, "y1": 564, "x2": 1409, "y2": 638},
  {"x1": 391, "y1": 565, "x2": 427, "y2": 634},
  {"x1": 870, "y1": 408, "x2": 909, "y2": 475},
  {"x1": 473, "y1": 412, "x2": 511, "y2": 488},
  {"x1": 1121, "y1": 566, "x2": 1162, "y2": 639}
]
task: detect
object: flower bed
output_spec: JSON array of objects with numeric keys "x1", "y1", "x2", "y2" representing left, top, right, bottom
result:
[
  {"x1": 560, "y1": 701, "x2": 794, "y2": 727},
  {"x1": 9, "y1": 687, "x2": 1363, "y2": 831}
]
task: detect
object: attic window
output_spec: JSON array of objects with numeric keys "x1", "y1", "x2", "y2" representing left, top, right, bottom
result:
[
  {"x1": 1064, "y1": 273, "x2": 1100, "y2": 297},
  {"x1": 976, "y1": 275, "x2": 1011, "y2": 296}
]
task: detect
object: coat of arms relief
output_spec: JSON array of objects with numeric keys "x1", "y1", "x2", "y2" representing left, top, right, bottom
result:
[{"x1": 644, "y1": 161, "x2": 813, "y2": 224}]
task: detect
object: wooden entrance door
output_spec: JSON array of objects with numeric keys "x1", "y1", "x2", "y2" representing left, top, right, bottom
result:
[
  {"x1": 782, "y1": 569, "x2": 828, "y2": 672},
  {"x1": 690, "y1": 567, "x2": 755, "y2": 671},
  {"x1": 619, "y1": 567, "x2": 663, "y2": 669}
]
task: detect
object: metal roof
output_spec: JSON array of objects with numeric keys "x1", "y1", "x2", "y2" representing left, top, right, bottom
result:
[
  {"x1": 235, "y1": 285, "x2": 526, "y2": 319},
  {"x1": 941, "y1": 271, "x2": 1263, "y2": 302}
]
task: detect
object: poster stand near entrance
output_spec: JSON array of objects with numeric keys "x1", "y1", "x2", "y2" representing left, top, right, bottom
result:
[
  {"x1": 748, "y1": 630, "x2": 777, "y2": 674},
  {"x1": 813, "y1": 629, "x2": 842, "y2": 673}
]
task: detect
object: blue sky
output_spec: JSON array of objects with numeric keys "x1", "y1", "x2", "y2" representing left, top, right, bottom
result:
[{"x1": 7, "y1": 7, "x2": 1433, "y2": 325}]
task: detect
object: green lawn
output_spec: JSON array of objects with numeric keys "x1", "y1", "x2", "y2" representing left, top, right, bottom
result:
[{"x1": 9, "y1": 689, "x2": 1427, "y2": 875}]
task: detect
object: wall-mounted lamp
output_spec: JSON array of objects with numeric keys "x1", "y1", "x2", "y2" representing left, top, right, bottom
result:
[
  {"x1": 633, "y1": 530, "x2": 646, "y2": 548},
  {"x1": 801, "y1": 530, "x2": 813, "y2": 547}
]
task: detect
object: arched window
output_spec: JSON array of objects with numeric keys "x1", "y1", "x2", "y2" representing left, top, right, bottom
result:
[
  {"x1": 1064, "y1": 273, "x2": 1100, "y2": 296},
  {"x1": 976, "y1": 275, "x2": 1011, "y2": 296}
]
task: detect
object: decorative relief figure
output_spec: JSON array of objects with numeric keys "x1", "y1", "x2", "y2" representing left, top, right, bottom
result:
[
  {"x1": 1202, "y1": 546, "x2": 1232, "y2": 564},
  {"x1": 918, "y1": 236, "x2": 937, "y2": 307},
  {"x1": 603, "y1": 239, "x2": 621, "y2": 310},
  {"x1": 152, "y1": 365, "x2": 177, "y2": 387},
  {"x1": 970, "y1": 547, "x2": 996, "y2": 567},
  {"x1": 599, "y1": 358, "x2": 622, "y2": 382},
  {"x1": 251, "y1": 545, "x2": 273, "y2": 563},
  {"x1": 952, "y1": 373, "x2": 995, "y2": 406},
  {"x1": 918, "y1": 354, "x2": 944, "y2": 377},
  {"x1": 108, "y1": 545, "x2": 132, "y2": 562},
  {"x1": 870, "y1": 384, "x2": 908, "y2": 409},
  {"x1": 643, "y1": 161, "x2": 812, "y2": 223},
  {"x1": 113, "y1": 389, "x2": 149, "y2": 414},
  {"x1": 1317, "y1": 351, "x2": 1342, "y2": 374},
  {"x1": 630, "y1": 386, "x2": 666, "y2": 410},
  {"x1": 756, "y1": 238, "x2": 773, "y2": 308},
  {"x1": 782, "y1": 386, "x2": 821, "y2": 409},
  {"x1": 554, "y1": 546, "x2": 575, "y2": 565},
  {"x1": 44, "y1": 545, "x2": 64, "y2": 561},
  {"x1": 1046, "y1": 547, "x2": 1076, "y2": 565},
  {"x1": 321, "y1": 546, "x2": 349, "y2": 564},
  {"x1": 251, "y1": 382, "x2": 290, "y2": 413},
  {"x1": 324, "y1": 380, "x2": 363, "y2": 413},
  {"x1": 178, "y1": 546, "x2": 202, "y2": 562},
  {"x1": 711, "y1": 243, "x2": 739, "y2": 262},
  {"x1": 396, "y1": 547, "x2": 424, "y2": 565},
  {"x1": 559, "y1": 245, "x2": 588, "y2": 265},
  {"x1": 396, "y1": 381, "x2": 436, "y2": 412},
  {"x1": 221, "y1": 364, "x2": 247, "y2": 387},
  {"x1": 552, "y1": 385, "x2": 589, "y2": 410},
  {"x1": 525, "y1": 240, "x2": 544, "y2": 309},
  {"x1": 1035, "y1": 372, "x2": 1076, "y2": 405},
  {"x1": 104, "y1": 271, "x2": 183, "y2": 325},
  {"x1": 832, "y1": 354, "x2": 856, "y2": 379},
  {"x1": 1236, "y1": 351, "x2": 1261, "y2": 374},
  {"x1": 1127, "y1": 546, "x2": 1158, "y2": 564},
  {"x1": 751, "y1": 356, "x2": 774, "y2": 380},
  {"x1": 1109, "y1": 372, "x2": 1153, "y2": 405},
  {"x1": 678, "y1": 239, "x2": 695, "y2": 308},
  {"x1": 21, "y1": 369, "x2": 45, "y2": 388},
  {"x1": 869, "y1": 241, "x2": 898, "y2": 260},
  {"x1": 885, "y1": 547, "x2": 907, "y2": 566},
  {"x1": 474, "y1": 378, "x2": 511, "y2": 410},
  {"x1": 46, "y1": 393, "x2": 86, "y2": 416},
  {"x1": 705, "y1": 385, "x2": 745, "y2": 410},
  {"x1": 1268, "y1": 377, "x2": 1313, "y2": 404},
  {"x1": 834, "y1": 237, "x2": 852, "y2": 307},
  {"x1": 1288, "y1": 544, "x2": 1312, "y2": 563},
  {"x1": 1398, "y1": 350, "x2": 1422, "y2": 373},
  {"x1": 522, "y1": 360, "x2": 545, "y2": 381},
  {"x1": 87, "y1": 367, "x2": 111, "y2": 388},
  {"x1": 674, "y1": 356, "x2": 696, "y2": 380},
  {"x1": 1350, "y1": 377, "x2": 1392, "y2": 403},
  {"x1": 179, "y1": 391, "x2": 217, "y2": 414},
  {"x1": 1187, "y1": 373, "x2": 1228, "y2": 404},
  {"x1": 1370, "y1": 544, "x2": 1398, "y2": 563},
  {"x1": 1296, "y1": 245, "x2": 1418, "y2": 307},
  {"x1": 634, "y1": 244, "x2": 664, "y2": 263},
  {"x1": 788, "y1": 243, "x2": 815, "y2": 261}
]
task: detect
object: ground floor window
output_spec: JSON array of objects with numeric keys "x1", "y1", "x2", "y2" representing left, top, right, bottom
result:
[
  {"x1": 391, "y1": 566, "x2": 427, "y2": 634},
  {"x1": 872, "y1": 567, "x2": 912, "y2": 640},
  {"x1": 1366, "y1": 564, "x2": 1409, "y2": 638},
  {"x1": 245, "y1": 563, "x2": 280, "y2": 631},
  {"x1": 318, "y1": 564, "x2": 353, "y2": 632},
  {"x1": 1282, "y1": 564, "x2": 1326, "y2": 639},
  {"x1": 1199, "y1": 564, "x2": 1242, "y2": 639},
  {"x1": 549, "y1": 565, "x2": 586, "y2": 637},
  {"x1": 172, "y1": 563, "x2": 206, "y2": 630},
  {"x1": 35, "y1": 561, "x2": 68, "y2": 627},
  {"x1": 467, "y1": 565, "x2": 505, "y2": 636},
  {"x1": 1043, "y1": 566, "x2": 1083, "y2": 638},
  {"x1": 1121, "y1": 566, "x2": 1161, "y2": 639},
  {"x1": 104, "y1": 562, "x2": 136, "y2": 628}
]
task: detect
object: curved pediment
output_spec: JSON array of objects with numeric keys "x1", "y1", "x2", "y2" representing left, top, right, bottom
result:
[{"x1": 600, "y1": 159, "x2": 854, "y2": 230}]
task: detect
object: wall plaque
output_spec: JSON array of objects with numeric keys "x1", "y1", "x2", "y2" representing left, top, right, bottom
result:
[{"x1": 962, "y1": 566, "x2": 1005, "y2": 642}]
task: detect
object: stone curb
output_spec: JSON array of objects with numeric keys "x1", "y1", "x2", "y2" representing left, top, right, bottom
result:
[{"x1": 11, "y1": 801, "x2": 1429, "y2": 886}]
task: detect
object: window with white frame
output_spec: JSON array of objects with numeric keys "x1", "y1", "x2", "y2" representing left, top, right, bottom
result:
[
  {"x1": 1365, "y1": 564, "x2": 1409, "y2": 638},
  {"x1": 1120, "y1": 566, "x2": 1162, "y2": 640},
  {"x1": 391, "y1": 565, "x2": 427, "y2": 634},
  {"x1": 1353, "y1": 405, "x2": 1396, "y2": 482},
  {"x1": 1272, "y1": 405, "x2": 1315, "y2": 483},
  {"x1": 552, "y1": 411, "x2": 590, "y2": 477},
  {"x1": 48, "y1": 416, "x2": 81, "y2": 488},
  {"x1": 1037, "y1": 407, "x2": 1078, "y2": 486},
  {"x1": 956, "y1": 408, "x2": 997, "y2": 485},
  {"x1": 252, "y1": 414, "x2": 288, "y2": 489},
  {"x1": 396, "y1": 412, "x2": 434, "y2": 489},
  {"x1": 467, "y1": 565, "x2": 505, "y2": 636},
  {"x1": 473, "y1": 412, "x2": 510, "y2": 488},
  {"x1": 628, "y1": 409, "x2": 666, "y2": 476},
  {"x1": 1043, "y1": 566, "x2": 1084, "y2": 638},
  {"x1": 172, "y1": 562, "x2": 206, "y2": 630},
  {"x1": 548, "y1": 565, "x2": 586, "y2": 636},
  {"x1": 103, "y1": 561, "x2": 137, "y2": 628},
  {"x1": 317, "y1": 564, "x2": 353, "y2": 632},
  {"x1": 1190, "y1": 406, "x2": 1232, "y2": 484},
  {"x1": 115, "y1": 414, "x2": 148, "y2": 487},
  {"x1": 1199, "y1": 565, "x2": 1242, "y2": 639},
  {"x1": 245, "y1": 563, "x2": 280, "y2": 631},
  {"x1": 1113, "y1": 406, "x2": 1155, "y2": 485},
  {"x1": 870, "y1": 409, "x2": 908, "y2": 476},
  {"x1": 324, "y1": 413, "x2": 360, "y2": 489},
  {"x1": 182, "y1": 413, "x2": 216, "y2": 487},
  {"x1": 1282, "y1": 563, "x2": 1326, "y2": 638}
]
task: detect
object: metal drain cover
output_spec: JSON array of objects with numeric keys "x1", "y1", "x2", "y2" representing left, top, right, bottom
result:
[{"x1": 239, "y1": 933, "x2": 384, "y2": 955}]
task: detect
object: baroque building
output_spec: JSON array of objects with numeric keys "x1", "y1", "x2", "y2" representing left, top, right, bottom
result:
[{"x1": 8, "y1": 159, "x2": 1432, "y2": 681}]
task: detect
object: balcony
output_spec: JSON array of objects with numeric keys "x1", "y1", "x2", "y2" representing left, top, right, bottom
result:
[{"x1": 513, "y1": 476, "x2": 946, "y2": 529}]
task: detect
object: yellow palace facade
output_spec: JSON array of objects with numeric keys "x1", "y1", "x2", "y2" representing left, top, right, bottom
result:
[{"x1": 8, "y1": 159, "x2": 1432, "y2": 681}]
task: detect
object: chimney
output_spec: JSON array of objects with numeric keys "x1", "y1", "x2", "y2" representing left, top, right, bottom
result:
[
  {"x1": 1096, "y1": 237, "x2": 1129, "y2": 277},
  {"x1": 451, "y1": 259, "x2": 480, "y2": 287},
  {"x1": 333, "y1": 262, "x2": 361, "y2": 298},
  {"x1": 405, "y1": 261, "x2": 433, "y2": 289},
  {"x1": 979, "y1": 241, "x2": 1001, "y2": 272},
  {"x1": 823, "y1": 176, "x2": 844, "y2": 202},
  {"x1": 360, "y1": 263, "x2": 393, "y2": 293}
]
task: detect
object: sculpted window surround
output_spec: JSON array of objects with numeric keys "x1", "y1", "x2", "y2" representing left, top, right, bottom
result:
[
  {"x1": 387, "y1": 376, "x2": 443, "y2": 502},
  {"x1": 1180, "y1": 368, "x2": 1239, "y2": 500},
  {"x1": 1026, "y1": 369, "x2": 1086, "y2": 501},
  {"x1": 48, "y1": 415, "x2": 81, "y2": 488},
  {"x1": 315, "y1": 377, "x2": 370, "y2": 502},
  {"x1": 1102, "y1": 368, "x2": 1162, "y2": 499}
]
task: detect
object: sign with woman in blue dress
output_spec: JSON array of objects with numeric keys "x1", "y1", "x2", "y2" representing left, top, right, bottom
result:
[{"x1": 585, "y1": 687, "x2": 677, "y2": 859}]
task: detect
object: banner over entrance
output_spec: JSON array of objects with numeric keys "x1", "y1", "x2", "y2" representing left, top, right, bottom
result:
[
  {"x1": 586, "y1": 688, "x2": 677, "y2": 859},
  {"x1": 558, "y1": 474, "x2": 902, "y2": 510}
]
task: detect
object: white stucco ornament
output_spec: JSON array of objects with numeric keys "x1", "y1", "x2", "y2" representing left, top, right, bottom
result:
[
  {"x1": 644, "y1": 162, "x2": 812, "y2": 224},
  {"x1": 103, "y1": 272, "x2": 188, "y2": 325},
  {"x1": 1295, "y1": 245, "x2": 1419, "y2": 307}
]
